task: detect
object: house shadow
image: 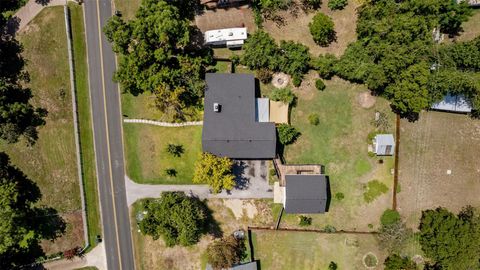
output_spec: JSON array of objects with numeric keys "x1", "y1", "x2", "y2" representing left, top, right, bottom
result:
[
  {"x1": 325, "y1": 176, "x2": 331, "y2": 212},
  {"x1": 232, "y1": 160, "x2": 250, "y2": 190}
]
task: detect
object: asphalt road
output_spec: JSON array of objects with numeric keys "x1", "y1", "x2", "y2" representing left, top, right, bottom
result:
[{"x1": 83, "y1": 0, "x2": 135, "y2": 269}]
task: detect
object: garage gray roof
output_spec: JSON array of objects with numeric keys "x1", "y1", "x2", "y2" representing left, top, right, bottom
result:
[
  {"x1": 285, "y1": 175, "x2": 328, "y2": 214},
  {"x1": 202, "y1": 73, "x2": 276, "y2": 159}
]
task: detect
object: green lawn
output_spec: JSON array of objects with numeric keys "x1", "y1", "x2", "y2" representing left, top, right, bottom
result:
[
  {"x1": 69, "y1": 3, "x2": 101, "y2": 250},
  {"x1": 278, "y1": 76, "x2": 395, "y2": 231},
  {"x1": 114, "y1": 0, "x2": 141, "y2": 20},
  {"x1": 124, "y1": 124, "x2": 202, "y2": 184},
  {"x1": 252, "y1": 230, "x2": 385, "y2": 270}
]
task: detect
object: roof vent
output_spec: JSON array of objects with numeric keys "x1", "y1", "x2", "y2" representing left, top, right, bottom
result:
[{"x1": 213, "y1": 103, "x2": 221, "y2": 112}]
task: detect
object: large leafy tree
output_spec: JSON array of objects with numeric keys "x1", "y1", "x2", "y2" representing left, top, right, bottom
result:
[
  {"x1": 242, "y1": 30, "x2": 280, "y2": 71},
  {"x1": 104, "y1": 0, "x2": 212, "y2": 121},
  {"x1": 193, "y1": 153, "x2": 235, "y2": 193},
  {"x1": 0, "y1": 152, "x2": 65, "y2": 268},
  {"x1": 206, "y1": 235, "x2": 246, "y2": 270},
  {"x1": 419, "y1": 207, "x2": 480, "y2": 269},
  {"x1": 139, "y1": 192, "x2": 207, "y2": 247}
]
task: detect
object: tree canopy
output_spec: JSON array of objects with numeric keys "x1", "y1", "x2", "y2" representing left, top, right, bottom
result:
[
  {"x1": 139, "y1": 192, "x2": 208, "y2": 247},
  {"x1": 103, "y1": 0, "x2": 212, "y2": 121},
  {"x1": 419, "y1": 207, "x2": 480, "y2": 269},
  {"x1": 327, "y1": 0, "x2": 477, "y2": 118},
  {"x1": 193, "y1": 153, "x2": 236, "y2": 194},
  {"x1": 384, "y1": 254, "x2": 416, "y2": 270}
]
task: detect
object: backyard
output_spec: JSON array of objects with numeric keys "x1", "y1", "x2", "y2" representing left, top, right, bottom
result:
[
  {"x1": 0, "y1": 7, "x2": 83, "y2": 254},
  {"x1": 123, "y1": 124, "x2": 203, "y2": 184},
  {"x1": 276, "y1": 72, "x2": 395, "y2": 231},
  {"x1": 397, "y1": 111, "x2": 480, "y2": 228},
  {"x1": 251, "y1": 230, "x2": 385, "y2": 269},
  {"x1": 130, "y1": 198, "x2": 275, "y2": 270}
]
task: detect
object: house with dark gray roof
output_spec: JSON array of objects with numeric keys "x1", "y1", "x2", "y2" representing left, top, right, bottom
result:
[
  {"x1": 202, "y1": 73, "x2": 277, "y2": 159},
  {"x1": 283, "y1": 174, "x2": 329, "y2": 214}
]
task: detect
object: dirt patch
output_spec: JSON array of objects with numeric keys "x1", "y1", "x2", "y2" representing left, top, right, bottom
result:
[
  {"x1": 263, "y1": 0, "x2": 359, "y2": 56},
  {"x1": 223, "y1": 199, "x2": 259, "y2": 219},
  {"x1": 357, "y1": 91, "x2": 376, "y2": 109},
  {"x1": 397, "y1": 112, "x2": 480, "y2": 229},
  {"x1": 272, "y1": 72, "x2": 290, "y2": 88},
  {"x1": 195, "y1": 6, "x2": 255, "y2": 32}
]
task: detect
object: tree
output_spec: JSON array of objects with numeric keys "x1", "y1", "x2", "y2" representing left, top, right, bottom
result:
[
  {"x1": 384, "y1": 254, "x2": 416, "y2": 270},
  {"x1": 139, "y1": 192, "x2": 207, "y2": 247},
  {"x1": 419, "y1": 207, "x2": 480, "y2": 269},
  {"x1": 277, "y1": 124, "x2": 301, "y2": 145},
  {"x1": 269, "y1": 87, "x2": 295, "y2": 105},
  {"x1": 193, "y1": 153, "x2": 235, "y2": 193},
  {"x1": 328, "y1": 0, "x2": 347, "y2": 10},
  {"x1": 242, "y1": 30, "x2": 279, "y2": 71},
  {"x1": 0, "y1": 152, "x2": 65, "y2": 268},
  {"x1": 309, "y1": 13, "x2": 335, "y2": 46},
  {"x1": 277, "y1": 40, "x2": 311, "y2": 77},
  {"x1": 166, "y1": 143, "x2": 184, "y2": 157},
  {"x1": 438, "y1": 1, "x2": 472, "y2": 36},
  {"x1": 378, "y1": 220, "x2": 412, "y2": 253},
  {"x1": 103, "y1": 0, "x2": 212, "y2": 121},
  {"x1": 386, "y1": 62, "x2": 430, "y2": 117},
  {"x1": 311, "y1": 54, "x2": 337, "y2": 79},
  {"x1": 206, "y1": 235, "x2": 246, "y2": 270}
]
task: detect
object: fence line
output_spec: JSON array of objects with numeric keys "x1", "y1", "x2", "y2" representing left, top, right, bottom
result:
[
  {"x1": 392, "y1": 114, "x2": 401, "y2": 210},
  {"x1": 64, "y1": 5, "x2": 89, "y2": 251},
  {"x1": 248, "y1": 226, "x2": 378, "y2": 235},
  {"x1": 123, "y1": 118, "x2": 203, "y2": 127}
]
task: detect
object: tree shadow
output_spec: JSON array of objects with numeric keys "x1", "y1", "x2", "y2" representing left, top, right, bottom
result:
[
  {"x1": 32, "y1": 207, "x2": 67, "y2": 241},
  {"x1": 232, "y1": 160, "x2": 250, "y2": 190},
  {"x1": 4, "y1": 16, "x2": 20, "y2": 36},
  {"x1": 198, "y1": 198, "x2": 223, "y2": 238}
]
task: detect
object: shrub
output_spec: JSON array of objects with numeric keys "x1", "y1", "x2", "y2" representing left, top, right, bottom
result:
[
  {"x1": 269, "y1": 87, "x2": 296, "y2": 105},
  {"x1": 381, "y1": 209, "x2": 401, "y2": 226},
  {"x1": 328, "y1": 261, "x2": 338, "y2": 270},
  {"x1": 230, "y1": 54, "x2": 240, "y2": 66},
  {"x1": 384, "y1": 254, "x2": 416, "y2": 270},
  {"x1": 311, "y1": 54, "x2": 337, "y2": 79},
  {"x1": 165, "y1": 168, "x2": 177, "y2": 177},
  {"x1": 324, "y1": 225, "x2": 337, "y2": 233},
  {"x1": 309, "y1": 13, "x2": 335, "y2": 46},
  {"x1": 315, "y1": 79, "x2": 326, "y2": 91},
  {"x1": 328, "y1": 0, "x2": 347, "y2": 10},
  {"x1": 63, "y1": 247, "x2": 80, "y2": 260},
  {"x1": 207, "y1": 235, "x2": 246, "y2": 269},
  {"x1": 334, "y1": 192, "x2": 344, "y2": 201},
  {"x1": 299, "y1": 215, "x2": 312, "y2": 226},
  {"x1": 277, "y1": 124, "x2": 301, "y2": 145},
  {"x1": 308, "y1": 113, "x2": 320, "y2": 125},
  {"x1": 256, "y1": 68, "x2": 273, "y2": 84},
  {"x1": 368, "y1": 223, "x2": 374, "y2": 229},
  {"x1": 292, "y1": 75, "x2": 302, "y2": 87},
  {"x1": 166, "y1": 143, "x2": 184, "y2": 157}
]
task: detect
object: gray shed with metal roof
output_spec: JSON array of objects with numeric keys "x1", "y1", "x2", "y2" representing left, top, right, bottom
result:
[
  {"x1": 284, "y1": 174, "x2": 328, "y2": 214},
  {"x1": 202, "y1": 73, "x2": 276, "y2": 159}
]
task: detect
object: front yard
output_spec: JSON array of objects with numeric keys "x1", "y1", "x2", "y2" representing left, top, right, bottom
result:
[
  {"x1": 251, "y1": 230, "x2": 386, "y2": 269},
  {"x1": 124, "y1": 124, "x2": 202, "y2": 184}
]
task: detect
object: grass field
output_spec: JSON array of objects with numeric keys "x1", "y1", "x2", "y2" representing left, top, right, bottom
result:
[
  {"x1": 123, "y1": 124, "x2": 202, "y2": 184},
  {"x1": 113, "y1": 0, "x2": 141, "y2": 20},
  {"x1": 397, "y1": 111, "x2": 480, "y2": 228},
  {"x1": 131, "y1": 199, "x2": 275, "y2": 270},
  {"x1": 69, "y1": 3, "x2": 101, "y2": 250},
  {"x1": 252, "y1": 230, "x2": 385, "y2": 270},
  {"x1": 3, "y1": 6, "x2": 82, "y2": 253},
  {"x1": 279, "y1": 73, "x2": 395, "y2": 231}
]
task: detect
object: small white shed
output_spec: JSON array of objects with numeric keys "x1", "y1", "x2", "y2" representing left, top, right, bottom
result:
[{"x1": 373, "y1": 134, "x2": 395, "y2": 156}]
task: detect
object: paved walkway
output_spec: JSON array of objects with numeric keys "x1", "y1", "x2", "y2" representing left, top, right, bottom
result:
[
  {"x1": 8, "y1": 0, "x2": 67, "y2": 34},
  {"x1": 125, "y1": 175, "x2": 273, "y2": 206},
  {"x1": 43, "y1": 242, "x2": 107, "y2": 270},
  {"x1": 123, "y1": 118, "x2": 203, "y2": 127}
]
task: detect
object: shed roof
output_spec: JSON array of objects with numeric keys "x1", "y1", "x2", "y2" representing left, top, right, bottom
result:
[
  {"x1": 255, "y1": 98, "x2": 270, "y2": 123},
  {"x1": 202, "y1": 74, "x2": 276, "y2": 159},
  {"x1": 284, "y1": 174, "x2": 328, "y2": 214},
  {"x1": 375, "y1": 134, "x2": 394, "y2": 146}
]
